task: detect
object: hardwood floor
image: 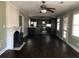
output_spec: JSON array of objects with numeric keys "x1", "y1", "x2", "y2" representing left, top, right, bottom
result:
[{"x1": 0, "y1": 34, "x2": 79, "y2": 58}]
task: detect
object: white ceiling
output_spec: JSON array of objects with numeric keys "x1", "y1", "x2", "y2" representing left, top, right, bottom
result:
[{"x1": 10, "y1": 1, "x2": 79, "y2": 17}]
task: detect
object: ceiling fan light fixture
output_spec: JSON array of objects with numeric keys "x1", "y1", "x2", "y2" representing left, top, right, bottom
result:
[
  {"x1": 41, "y1": 9, "x2": 47, "y2": 13},
  {"x1": 40, "y1": 1, "x2": 56, "y2": 13}
]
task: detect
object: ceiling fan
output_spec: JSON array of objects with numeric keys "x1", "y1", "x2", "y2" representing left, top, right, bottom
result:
[{"x1": 40, "y1": 1, "x2": 56, "y2": 13}]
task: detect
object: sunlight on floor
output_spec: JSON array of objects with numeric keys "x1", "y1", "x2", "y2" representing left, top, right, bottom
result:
[{"x1": 27, "y1": 39, "x2": 32, "y2": 46}]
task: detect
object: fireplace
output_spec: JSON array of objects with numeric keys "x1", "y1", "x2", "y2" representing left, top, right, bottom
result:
[
  {"x1": 14, "y1": 31, "x2": 23, "y2": 48},
  {"x1": 6, "y1": 27, "x2": 22, "y2": 49}
]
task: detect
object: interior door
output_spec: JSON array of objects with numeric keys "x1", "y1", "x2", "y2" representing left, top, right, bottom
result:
[{"x1": 30, "y1": 18, "x2": 57, "y2": 35}]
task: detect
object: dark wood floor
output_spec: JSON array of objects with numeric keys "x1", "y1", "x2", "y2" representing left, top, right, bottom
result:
[{"x1": 0, "y1": 34, "x2": 79, "y2": 58}]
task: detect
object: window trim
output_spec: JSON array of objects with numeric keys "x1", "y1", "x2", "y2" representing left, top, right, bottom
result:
[
  {"x1": 72, "y1": 12, "x2": 79, "y2": 38},
  {"x1": 57, "y1": 18, "x2": 60, "y2": 31},
  {"x1": 62, "y1": 16, "x2": 69, "y2": 40}
]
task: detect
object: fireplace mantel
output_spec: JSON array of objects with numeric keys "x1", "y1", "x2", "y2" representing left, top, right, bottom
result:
[{"x1": 6, "y1": 26, "x2": 21, "y2": 49}]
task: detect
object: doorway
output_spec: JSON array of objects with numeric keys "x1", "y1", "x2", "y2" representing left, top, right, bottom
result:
[{"x1": 28, "y1": 17, "x2": 57, "y2": 36}]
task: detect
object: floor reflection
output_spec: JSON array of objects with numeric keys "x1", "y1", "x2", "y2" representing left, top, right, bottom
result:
[
  {"x1": 27, "y1": 39, "x2": 32, "y2": 46},
  {"x1": 0, "y1": 34, "x2": 79, "y2": 58}
]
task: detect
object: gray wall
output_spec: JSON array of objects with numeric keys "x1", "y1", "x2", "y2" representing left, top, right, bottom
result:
[
  {"x1": 57, "y1": 6, "x2": 79, "y2": 52},
  {"x1": 24, "y1": 16, "x2": 29, "y2": 37}
]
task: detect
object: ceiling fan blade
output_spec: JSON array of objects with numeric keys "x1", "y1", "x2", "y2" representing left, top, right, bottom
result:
[
  {"x1": 40, "y1": 5, "x2": 47, "y2": 9},
  {"x1": 46, "y1": 7, "x2": 56, "y2": 10},
  {"x1": 42, "y1": 1, "x2": 46, "y2": 4},
  {"x1": 46, "y1": 8, "x2": 54, "y2": 13},
  {"x1": 40, "y1": 11, "x2": 41, "y2": 13},
  {"x1": 40, "y1": 1, "x2": 55, "y2": 13}
]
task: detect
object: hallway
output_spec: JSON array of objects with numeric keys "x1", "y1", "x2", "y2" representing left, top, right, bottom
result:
[
  {"x1": 0, "y1": 34, "x2": 79, "y2": 58},
  {"x1": 0, "y1": 1, "x2": 79, "y2": 58}
]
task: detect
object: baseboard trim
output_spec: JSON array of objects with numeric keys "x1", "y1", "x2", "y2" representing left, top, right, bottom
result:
[
  {"x1": 0, "y1": 48, "x2": 7, "y2": 55},
  {"x1": 66, "y1": 42, "x2": 79, "y2": 53},
  {"x1": 56, "y1": 34, "x2": 63, "y2": 40},
  {"x1": 11, "y1": 42, "x2": 26, "y2": 51},
  {"x1": 23, "y1": 34, "x2": 27, "y2": 38},
  {"x1": 56, "y1": 34, "x2": 79, "y2": 53},
  {"x1": 0, "y1": 42, "x2": 26, "y2": 55}
]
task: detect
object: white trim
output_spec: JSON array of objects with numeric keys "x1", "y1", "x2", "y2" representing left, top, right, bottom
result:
[
  {"x1": 11, "y1": 42, "x2": 26, "y2": 51},
  {"x1": 0, "y1": 42, "x2": 26, "y2": 55},
  {"x1": 72, "y1": 35, "x2": 79, "y2": 40},
  {"x1": 23, "y1": 34, "x2": 27, "y2": 38},
  {"x1": 0, "y1": 48, "x2": 8, "y2": 55},
  {"x1": 56, "y1": 34, "x2": 63, "y2": 40},
  {"x1": 66, "y1": 42, "x2": 79, "y2": 52},
  {"x1": 57, "y1": 34, "x2": 79, "y2": 53}
]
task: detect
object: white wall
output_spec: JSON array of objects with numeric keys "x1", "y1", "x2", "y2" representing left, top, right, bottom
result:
[
  {"x1": 6, "y1": 2, "x2": 29, "y2": 49},
  {"x1": 24, "y1": 16, "x2": 29, "y2": 37},
  {"x1": 19, "y1": 12, "x2": 29, "y2": 37},
  {"x1": 56, "y1": 6, "x2": 79, "y2": 52},
  {"x1": 6, "y1": 2, "x2": 20, "y2": 49},
  {"x1": 0, "y1": 2, "x2": 29, "y2": 53},
  {"x1": 6, "y1": 2, "x2": 19, "y2": 28}
]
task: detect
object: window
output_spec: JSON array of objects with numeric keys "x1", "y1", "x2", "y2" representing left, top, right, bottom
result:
[
  {"x1": 63, "y1": 17, "x2": 68, "y2": 39},
  {"x1": 72, "y1": 14, "x2": 79, "y2": 37},
  {"x1": 29, "y1": 19, "x2": 31, "y2": 27},
  {"x1": 57, "y1": 18, "x2": 60, "y2": 31},
  {"x1": 34, "y1": 21, "x2": 37, "y2": 28},
  {"x1": 42, "y1": 21, "x2": 45, "y2": 24},
  {"x1": 31, "y1": 21, "x2": 34, "y2": 24},
  {"x1": 63, "y1": 31, "x2": 67, "y2": 39},
  {"x1": 46, "y1": 24, "x2": 51, "y2": 27}
]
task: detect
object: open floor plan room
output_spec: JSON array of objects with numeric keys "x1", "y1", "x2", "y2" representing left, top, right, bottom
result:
[{"x1": 0, "y1": 1, "x2": 79, "y2": 58}]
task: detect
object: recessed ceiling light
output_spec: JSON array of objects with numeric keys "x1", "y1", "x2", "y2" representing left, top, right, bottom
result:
[{"x1": 60, "y1": 1, "x2": 64, "y2": 4}]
